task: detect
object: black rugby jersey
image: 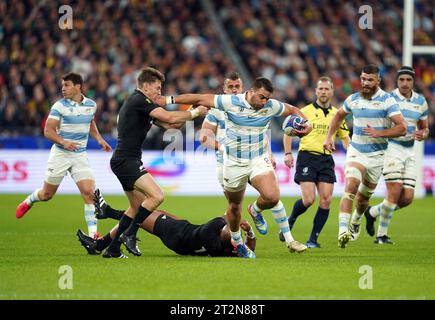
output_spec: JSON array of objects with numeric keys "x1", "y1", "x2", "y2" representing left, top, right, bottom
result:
[
  {"x1": 112, "y1": 89, "x2": 159, "y2": 159},
  {"x1": 156, "y1": 216, "x2": 235, "y2": 257}
]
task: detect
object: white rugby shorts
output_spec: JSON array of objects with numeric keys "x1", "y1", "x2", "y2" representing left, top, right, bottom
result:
[
  {"x1": 383, "y1": 142, "x2": 416, "y2": 189},
  {"x1": 45, "y1": 146, "x2": 94, "y2": 185},
  {"x1": 223, "y1": 156, "x2": 275, "y2": 192},
  {"x1": 345, "y1": 145, "x2": 384, "y2": 185}
]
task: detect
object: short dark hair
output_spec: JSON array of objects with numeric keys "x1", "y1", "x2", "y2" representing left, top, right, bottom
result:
[
  {"x1": 252, "y1": 77, "x2": 274, "y2": 93},
  {"x1": 361, "y1": 64, "x2": 380, "y2": 76},
  {"x1": 137, "y1": 67, "x2": 165, "y2": 87},
  {"x1": 62, "y1": 73, "x2": 83, "y2": 87},
  {"x1": 225, "y1": 71, "x2": 241, "y2": 81}
]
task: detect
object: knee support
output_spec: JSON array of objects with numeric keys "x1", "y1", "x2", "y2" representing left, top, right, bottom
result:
[
  {"x1": 345, "y1": 166, "x2": 362, "y2": 181},
  {"x1": 358, "y1": 183, "x2": 375, "y2": 198},
  {"x1": 342, "y1": 192, "x2": 356, "y2": 201}
]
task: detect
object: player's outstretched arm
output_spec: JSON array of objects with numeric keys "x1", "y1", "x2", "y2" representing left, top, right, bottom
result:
[
  {"x1": 155, "y1": 94, "x2": 216, "y2": 109},
  {"x1": 153, "y1": 119, "x2": 185, "y2": 130},
  {"x1": 150, "y1": 105, "x2": 208, "y2": 125}
]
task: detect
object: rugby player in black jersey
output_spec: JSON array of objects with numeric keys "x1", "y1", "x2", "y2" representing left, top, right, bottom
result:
[
  {"x1": 76, "y1": 190, "x2": 256, "y2": 258},
  {"x1": 104, "y1": 67, "x2": 208, "y2": 258}
]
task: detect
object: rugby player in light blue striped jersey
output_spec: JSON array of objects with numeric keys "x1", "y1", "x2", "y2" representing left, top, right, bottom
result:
[
  {"x1": 158, "y1": 77, "x2": 313, "y2": 258},
  {"x1": 361, "y1": 66, "x2": 429, "y2": 245},
  {"x1": 16, "y1": 73, "x2": 112, "y2": 239},
  {"x1": 323, "y1": 64, "x2": 407, "y2": 248}
]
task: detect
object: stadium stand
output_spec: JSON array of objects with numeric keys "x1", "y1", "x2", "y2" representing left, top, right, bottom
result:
[{"x1": 0, "y1": 0, "x2": 434, "y2": 148}]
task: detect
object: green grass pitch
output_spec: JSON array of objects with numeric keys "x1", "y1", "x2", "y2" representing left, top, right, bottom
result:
[{"x1": 1, "y1": 194, "x2": 434, "y2": 300}]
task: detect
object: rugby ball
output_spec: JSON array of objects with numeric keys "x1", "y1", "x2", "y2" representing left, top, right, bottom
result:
[{"x1": 282, "y1": 115, "x2": 306, "y2": 136}]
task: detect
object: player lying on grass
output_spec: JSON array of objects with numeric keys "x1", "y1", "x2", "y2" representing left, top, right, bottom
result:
[{"x1": 76, "y1": 189, "x2": 256, "y2": 258}]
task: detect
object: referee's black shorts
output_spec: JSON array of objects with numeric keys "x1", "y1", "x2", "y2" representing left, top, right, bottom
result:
[
  {"x1": 294, "y1": 151, "x2": 336, "y2": 184},
  {"x1": 110, "y1": 157, "x2": 148, "y2": 191}
]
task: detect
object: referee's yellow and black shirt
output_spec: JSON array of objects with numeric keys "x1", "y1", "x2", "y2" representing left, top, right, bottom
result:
[{"x1": 298, "y1": 101, "x2": 349, "y2": 155}]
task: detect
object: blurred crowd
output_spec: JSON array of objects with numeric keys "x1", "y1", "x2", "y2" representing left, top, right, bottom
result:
[
  {"x1": 1, "y1": 0, "x2": 434, "y2": 145},
  {"x1": 215, "y1": 0, "x2": 435, "y2": 137}
]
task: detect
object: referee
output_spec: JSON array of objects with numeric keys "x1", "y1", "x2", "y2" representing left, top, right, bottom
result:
[
  {"x1": 280, "y1": 77, "x2": 350, "y2": 248},
  {"x1": 103, "y1": 67, "x2": 208, "y2": 258}
]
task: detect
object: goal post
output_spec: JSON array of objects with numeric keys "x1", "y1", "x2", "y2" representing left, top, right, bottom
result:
[{"x1": 403, "y1": 0, "x2": 435, "y2": 198}]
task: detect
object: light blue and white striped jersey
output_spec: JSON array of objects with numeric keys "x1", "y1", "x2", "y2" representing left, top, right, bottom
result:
[
  {"x1": 343, "y1": 88, "x2": 401, "y2": 155},
  {"x1": 214, "y1": 93, "x2": 285, "y2": 162},
  {"x1": 389, "y1": 88, "x2": 428, "y2": 148},
  {"x1": 204, "y1": 108, "x2": 226, "y2": 164},
  {"x1": 47, "y1": 95, "x2": 97, "y2": 153}
]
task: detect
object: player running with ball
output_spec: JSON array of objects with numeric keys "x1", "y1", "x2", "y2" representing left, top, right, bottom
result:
[{"x1": 156, "y1": 77, "x2": 312, "y2": 258}]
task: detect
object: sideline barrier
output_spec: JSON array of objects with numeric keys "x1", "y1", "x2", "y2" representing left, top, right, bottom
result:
[{"x1": 1, "y1": 150, "x2": 434, "y2": 196}]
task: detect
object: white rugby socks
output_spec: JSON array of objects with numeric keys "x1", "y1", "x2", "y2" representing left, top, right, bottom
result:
[
  {"x1": 25, "y1": 188, "x2": 42, "y2": 206},
  {"x1": 84, "y1": 204, "x2": 98, "y2": 238},
  {"x1": 272, "y1": 201, "x2": 294, "y2": 244},
  {"x1": 338, "y1": 212, "x2": 350, "y2": 235}
]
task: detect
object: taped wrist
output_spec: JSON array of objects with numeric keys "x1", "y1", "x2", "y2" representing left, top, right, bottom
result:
[
  {"x1": 165, "y1": 96, "x2": 175, "y2": 105},
  {"x1": 189, "y1": 108, "x2": 200, "y2": 119}
]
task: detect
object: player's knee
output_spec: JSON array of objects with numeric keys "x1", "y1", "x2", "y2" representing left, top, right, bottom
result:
[
  {"x1": 262, "y1": 194, "x2": 279, "y2": 207},
  {"x1": 341, "y1": 192, "x2": 355, "y2": 202},
  {"x1": 356, "y1": 199, "x2": 368, "y2": 211},
  {"x1": 398, "y1": 195, "x2": 413, "y2": 208},
  {"x1": 355, "y1": 191, "x2": 368, "y2": 203},
  {"x1": 303, "y1": 195, "x2": 315, "y2": 207},
  {"x1": 81, "y1": 188, "x2": 94, "y2": 201},
  {"x1": 358, "y1": 184, "x2": 375, "y2": 200},
  {"x1": 151, "y1": 191, "x2": 165, "y2": 207},
  {"x1": 318, "y1": 195, "x2": 331, "y2": 208},
  {"x1": 345, "y1": 166, "x2": 362, "y2": 182},
  {"x1": 228, "y1": 203, "x2": 242, "y2": 216}
]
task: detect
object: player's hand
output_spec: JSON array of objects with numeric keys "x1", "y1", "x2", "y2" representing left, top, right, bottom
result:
[
  {"x1": 284, "y1": 153, "x2": 294, "y2": 168},
  {"x1": 239, "y1": 219, "x2": 251, "y2": 232},
  {"x1": 98, "y1": 139, "x2": 112, "y2": 152},
  {"x1": 196, "y1": 105, "x2": 209, "y2": 117},
  {"x1": 153, "y1": 95, "x2": 167, "y2": 107},
  {"x1": 62, "y1": 140, "x2": 80, "y2": 151},
  {"x1": 269, "y1": 155, "x2": 277, "y2": 169},
  {"x1": 363, "y1": 125, "x2": 380, "y2": 138},
  {"x1": 323, "y1": 137, "x2": 335, "y2": 152},
  {"x1": 293, "y1": 121, "x2": 312, "y2": 136},
  {"x1": 413, "y1": 128, "x2": 428, "y2": 141}
]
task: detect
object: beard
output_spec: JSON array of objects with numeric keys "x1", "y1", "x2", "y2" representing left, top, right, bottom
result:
[
  {"x1": 360, "y1": 86, "x2": 377, "y2": 99},
  {"x1": 318, "y1": 97, "x2": 330, "y2": 105}
]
